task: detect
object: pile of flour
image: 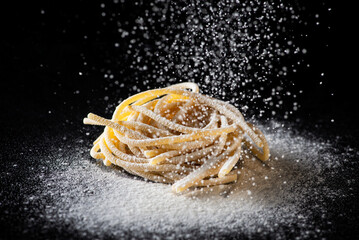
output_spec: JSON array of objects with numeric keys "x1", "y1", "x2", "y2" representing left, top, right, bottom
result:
[{"x1": 27, "y1": 120, "x2": 356, "y2": 239}]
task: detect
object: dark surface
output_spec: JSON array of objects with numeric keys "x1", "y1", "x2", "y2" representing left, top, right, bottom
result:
[{"x1": 1, "y1": 0, "x2": 358, "y2": 239}]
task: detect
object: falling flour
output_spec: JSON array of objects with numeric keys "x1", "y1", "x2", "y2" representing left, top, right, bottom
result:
[
  {"x1": 86, "y1": 0, "x2": 310, "y2": 119},
  {"x1": 27, "y1": 120, "x2": 356, "y2": 239}
]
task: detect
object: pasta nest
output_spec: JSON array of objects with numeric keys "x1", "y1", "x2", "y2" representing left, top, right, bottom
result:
[{"x1": 84, "y1": 82, "x2": 269, "y2": 193}]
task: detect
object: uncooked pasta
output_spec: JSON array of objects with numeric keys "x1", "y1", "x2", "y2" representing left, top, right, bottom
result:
[{"x1": 83, "y1": 82, "x2": 269, "y2": 193}]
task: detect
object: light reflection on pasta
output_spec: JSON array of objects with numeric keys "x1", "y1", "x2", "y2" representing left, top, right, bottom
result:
[{"x1": 83, "y1": 82, "x2": 269, "y2": 193}]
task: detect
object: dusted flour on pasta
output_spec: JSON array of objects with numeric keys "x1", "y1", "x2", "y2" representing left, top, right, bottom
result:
[
  {"x1": 83, "y1": 83, "x2": 270, "y2": 193},
  {"x1": 28, "y1": 121, "x2": 355, "y2": 239}
]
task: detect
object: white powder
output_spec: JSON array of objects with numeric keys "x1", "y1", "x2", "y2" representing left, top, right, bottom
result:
[
  {"x1": 94, "y1": 0, "x2": 307, "y2": 119},
  {"x1": 33, "y1": 121, "x2": 354, "y2": 239}
]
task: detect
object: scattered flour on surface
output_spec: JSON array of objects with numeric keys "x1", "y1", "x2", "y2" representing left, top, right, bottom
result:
[{"x1": 35, "y1": 121, "x2": 353, "y2": 239}]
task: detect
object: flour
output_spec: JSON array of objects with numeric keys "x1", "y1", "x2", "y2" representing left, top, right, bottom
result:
[{"x1": 31, "y1": 121, "x2": 351, "y2": 239}]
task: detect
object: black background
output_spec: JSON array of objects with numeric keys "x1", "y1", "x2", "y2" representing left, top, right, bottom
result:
[{"x1": 0, "y1": 0, "x2": 358, "y2": 239}]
